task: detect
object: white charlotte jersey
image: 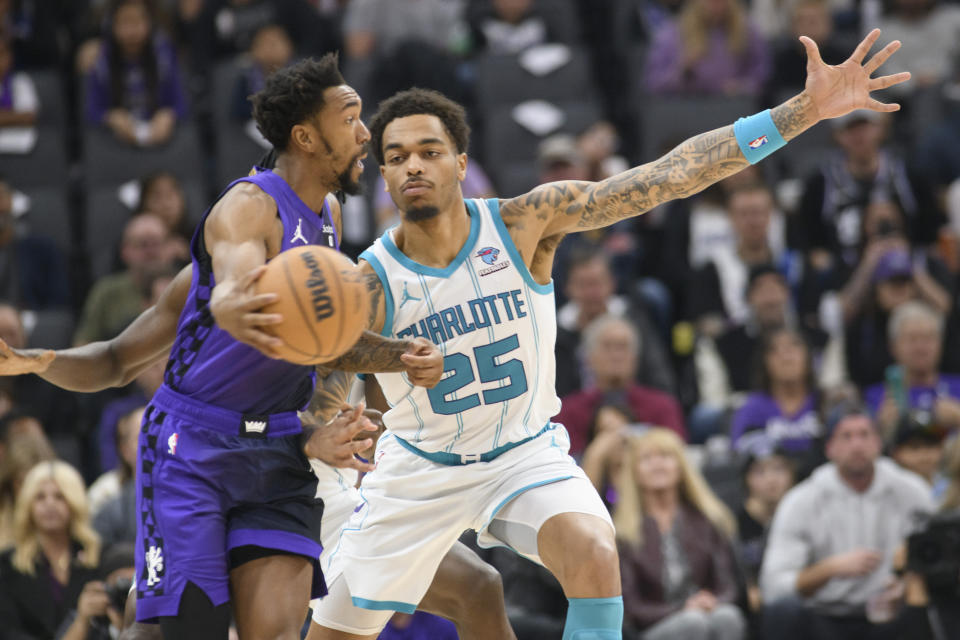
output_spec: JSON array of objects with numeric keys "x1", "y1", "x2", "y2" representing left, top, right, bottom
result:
[{"x1": 360, "y1": 198, "x2": 561, "y2": 456}]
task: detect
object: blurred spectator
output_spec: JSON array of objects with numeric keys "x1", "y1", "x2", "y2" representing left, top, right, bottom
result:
[
  {"x1": 84, "y1": 0, "x2": 187, "y2": 148},
  {"x1": 229, "y1": 23, "x2": 294, "y2": 122},
  {"x1": 759, "y1": 405, "x2": 933, "y2": 640},
  {"x1": 91, "y1": 406, "x2": 141, "y2": 550},
  {"x1": 581, "y1": 403, "x2": 636, "y2": 509},
  {"x1": 644, "y1": 0, "x2": 770, "y2": 96},
  {"x1": 876, "y1": 0, "x2": 960, "y2": 95},
  {"x1": 687, "y1": 182, "x2": 800, "y2": 336},
  {"x1": 0, "y1": 461, "x2": 115, "y2": 639},
  {"x1": 694, "y1": 265, "x2": 843, "y2": 442},
  {"x1": 941, "y1": 434, "x2": 960, "y2": 510},
  {"x1": 554, "y1": 248, "x2": 676, "y2": 397},
  {"x1": 730, "y1": 328, "x2": 824, "y2": 466},
  {"x1": 887, "y1": 410, "x2": 949, "y2": 497},
  {"x1": 343, "y1": 0, "x2": 464, "y2": 61},
  {"x1": 96, "y1": 360, "x2": 162, "y2": 474},
  {"x1": 763, "y1": 0, "x2": 848, "y2": 103},
  {"x1": 865, "y1": 301, "x2": 960, "y2": 436},
  {"x1": 88, "y1": 404, "x2": 141, "y2": 517},
  {"x1": 577, "y1": 121, "x2": 629, "y2": 183},
  {"x1": 797, "y1": 110, "x2": 943, "y2": 274},
  {"x1": 374, "y1": 162, "x2": 494, "y2": 234},
  {"x1": 74, "y1": 213, "x2": 173, "y2": 345},
  {"x1": 555, "y1": 314, "x2": 686, "y2": 456},
  {"x1": 913, "y1": 63, "x2": 960, "y2": 195},
  {"x1": 0, "y1": 411, "x2": 55, "y2": 548},
  {"x1": 836, "y1": 200, "x2": 951, "y2": 327},
  {"x1": 0, "y1": 0, "x2": 85, "y2": 69},
  {"x1": 466, "y1": 0, "x2": 573, "y2": 54},
  {"x1": 844, "y1": 251, "x2": 949, "y2": 389},
  {"x1": 0, "y1": 176, "x2": 70, "y2": 309},
  {"x1": 0, "y1": 29, "x2": 38, "y2": 153},
  {"x1": 614, "y1": 428, "x2": 745, "y2": 640},
  {"x1": 379, "y1": 611, "x2": 458, "y2": 640},
  {"x1": 735, "y1": 450, "x2": 795, "y2": 613},
  {"x1": 136, "y1": 170, "x2": 193, "y2": 260}
]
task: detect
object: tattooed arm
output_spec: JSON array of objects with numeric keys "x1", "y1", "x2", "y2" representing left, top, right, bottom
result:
[
  {"x1": 316, "y1": 261, "x2": 444, "y2": 386},
  {"x1": 501, "y1": 30, "x2": 908, "y2": 240}
]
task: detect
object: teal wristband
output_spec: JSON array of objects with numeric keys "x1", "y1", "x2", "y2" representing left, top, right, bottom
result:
[{"x1": 733, "y1": 109, "x2": 787, "y2": 164}]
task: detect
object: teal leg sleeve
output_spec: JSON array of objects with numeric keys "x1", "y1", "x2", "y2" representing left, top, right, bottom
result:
[{"x1": 562, "y1": 596, "x2": 623, "y2": 640}]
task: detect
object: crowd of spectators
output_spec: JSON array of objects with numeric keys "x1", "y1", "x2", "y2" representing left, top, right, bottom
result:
[{"x1": 2, "y1": 0, "x2": 960, "y2": 638}]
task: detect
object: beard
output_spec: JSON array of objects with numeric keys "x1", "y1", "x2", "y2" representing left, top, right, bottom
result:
[
  {"x1": 335, "y1": 155, "x2": 364, "y2": 196},
  {"x1": 404, "y1": 205, "x2": 440, "y2": 222}
]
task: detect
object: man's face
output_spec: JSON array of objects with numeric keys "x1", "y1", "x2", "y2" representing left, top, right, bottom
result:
[
  {"x1": 791, "y1": 2, "x2": 832, "y2": 42},
  {"x1": 826, "y1": 415, "x2": 882, "y2": 476},
  {"x1": 748, "y1": 274, "x2": 789, "y2": 328},
  {"x1": 306, "y1": 86, "x2": 369, "y2": 196},
  {"x1": 121, "y1": 215, "x2": 169, "y2": 273},
  {"x1": 835, "y1": 120, "x2": 882, "y2": 161},
  {"x1": 0, "y1": 305, "x2": 25, "y2": 348},
  {"x1": 728, "y1": 189, "x2": 772, "y2": 249},
  {"x1": 565, "y1": 258, "x2": 615, "y2": 319},
  {"x1": 380, "y1": 114, "x2": 466, "y2": 222},
  {"x1": 893, "y1": 316, "x2": 941, "y2": 375},
  {"x1": 587, "y1": 321, "x2": 638, "y2": 385}
]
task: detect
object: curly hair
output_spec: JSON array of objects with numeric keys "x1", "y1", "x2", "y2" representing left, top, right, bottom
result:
[
  {"x1": 251, "y1": 54, "x2": 345, "y2": 152},
  {"x1": 367, "y1": 88, "x2": 470, "y2": 165}
]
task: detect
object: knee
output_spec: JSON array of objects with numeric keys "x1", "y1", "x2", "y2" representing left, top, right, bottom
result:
[
  {"x1": 672, "y1": 610, "x2": 709, "y2": 640},
  {"x1": 473, "y1": 560, "x2": 505, "y2": 604},
  {"x1": 578, "y1": 531, "x2": 619, "y2": 576}
]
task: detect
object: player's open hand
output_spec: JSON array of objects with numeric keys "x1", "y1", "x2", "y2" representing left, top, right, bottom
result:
[
  {"x1": 0, "y1": 338, "x2": 54, "y2": 376},
  {"x1": 801, "y1": 28, "x2": 911, "y2": 121},
  {"x1": 302, "y1": 402, "x2": 378, "y2": 472},
  {"x1": 400, "y1": 337, "x2": 443, "y2": 388},
  {"x1": 209, "y1": 264, "x2": 284, "y2": 358}
]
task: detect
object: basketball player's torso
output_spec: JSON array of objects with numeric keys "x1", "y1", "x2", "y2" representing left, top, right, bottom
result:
[
  {"x1": 163, "y1": 170, "x2": 339, "y2": 414},
  {"x1": 364, "y1": 198, "x2": 561, "y2": 455}
]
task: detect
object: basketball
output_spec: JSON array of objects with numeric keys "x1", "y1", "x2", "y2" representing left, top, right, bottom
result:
[{"x1": 255, "y1": 245, "x2": 371, "y2": 364}]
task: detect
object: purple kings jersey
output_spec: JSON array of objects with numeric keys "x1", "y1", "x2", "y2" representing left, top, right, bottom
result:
[{"x1": 162, "y1": 169, "x2": 340, "y2": 413}]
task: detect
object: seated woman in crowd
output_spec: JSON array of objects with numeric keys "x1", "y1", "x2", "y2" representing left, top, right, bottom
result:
[
  {"x1": 84, "y1": 0, "x2": 187, "y2": 147},
  {"x1": 730, "y1": 327, "x2": 824, "y2": 474},
  {"x1": 136, "y1": 170, "x2": 192, "y2": 261},
  {"x1": 0, "y1": 461, "x2": 116, "y2": 640},
  {"x1": 0, "y1": 413, "x2": 56, "y2": 549},
  {"x1": 615, "y1": 428, "x2": 747, "y2": 640}
]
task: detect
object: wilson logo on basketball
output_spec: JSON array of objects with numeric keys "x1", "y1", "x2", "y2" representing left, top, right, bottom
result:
[{"x1": 300, "y1": 252, "x2": 336, "y2": 321}]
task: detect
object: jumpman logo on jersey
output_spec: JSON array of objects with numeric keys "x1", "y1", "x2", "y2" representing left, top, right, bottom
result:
[
  {"x1": 399, "y1": 282, "x2": 422, "y2": 308},
  {"x1": 291, "y1": 218, "x2": 308, "y2": 245}
]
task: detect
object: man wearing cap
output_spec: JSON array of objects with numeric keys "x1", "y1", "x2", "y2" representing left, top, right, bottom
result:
[
  {"x1": 759, "y1": 404, "x2": 933, "y2": 640},
  {"x1": 888, "y1": 410, "x2": 949, "y2": 499},
  {"x1": 866, "y1": 300, "x2": 960, "y2": 438},
  {"x1": 797, "y1": 109, "x2": 942, "y2": 274}
]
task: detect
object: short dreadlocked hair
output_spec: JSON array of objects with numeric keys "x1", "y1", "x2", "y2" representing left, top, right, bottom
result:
[
  {"x1": 251, "y1": 54, "x2": 345, "y2": 152},
  {"x1": 368, "y1": 88, "x2": 470, "y2": 166}
]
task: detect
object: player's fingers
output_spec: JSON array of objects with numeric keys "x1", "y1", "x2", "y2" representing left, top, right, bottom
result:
[
  {"x1": 798, "y1": 35, "x2": 823, "y2": 70},
  {"x1": 238, "y1": 264, "x2": 268, "y2": 289},
  {"x1": 239, "y1": 292, "x2": 279, "y2": 311},
  {"x1": 342, "y1": 455, "x2": 376, "y2": 473},
  {"x1": 863, "y1": 40, "x2": 900, "y2": 75},
  {"x1": 400, "y1": 353, "x2": 440, "y2": 369},
  {"x1": 242, "y1": 312, "x2": 283, "y2": 326},
  {"x1": 243, "y1": 329, "x2": 284, "y2": 356},
  {"x1": 0, "y1": 337, "x2": 9, "y2": 353},
  {"x1": 847, "y1": 28, "x2": 880, "y2": 65},
  {"x1": 868, "y1": 71, "x2": 910, "y2": 92},
  {"x1": 864, "y1": 97, "x2": 901, "y2": 112}
]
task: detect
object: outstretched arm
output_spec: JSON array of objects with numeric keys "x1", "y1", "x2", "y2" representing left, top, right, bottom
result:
[
  {"x1": 0, "y1": 265, "x2": 193, "y2": 391},
  {"x1": 501, "y1": 30, "x2": 909, "y2": 237},
  {"x1": 316, "y1": 261, "x2": 443, "y2": 387}
]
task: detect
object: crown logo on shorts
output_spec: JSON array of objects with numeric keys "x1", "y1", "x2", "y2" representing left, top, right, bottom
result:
[{"x1": 244, "y1": 420, "x2": 267, "y2": 434}]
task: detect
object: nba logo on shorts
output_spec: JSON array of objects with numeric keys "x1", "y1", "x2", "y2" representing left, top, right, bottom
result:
[
  {"x1": 748, "y1": 135, "x2": 768, "y2": 149},
  {"x1": 167, "y1": 433, "x2": 178, "y2": 455}
]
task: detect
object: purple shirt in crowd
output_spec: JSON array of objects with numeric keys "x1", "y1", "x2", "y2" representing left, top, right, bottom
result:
[
  {"x1": 731, "y1": 392, "x2": 822, "y2": 454},
  {"x1": 85, "y1": 34, "x2": 187, "y2": 124},
  {"x1": 864, "y1": 374, "x2": 960, "y2": 415},
  {"x1": 644, "y1": 22, "x2": 771, "y2": 95},
  {"x1": 377, "y1": 612, "x2": 458, "y2": 640}
]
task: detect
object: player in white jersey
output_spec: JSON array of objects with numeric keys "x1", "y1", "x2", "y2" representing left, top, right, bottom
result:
[{"x1": 308, "y1": 29, "x2": 911, "y2": 640}]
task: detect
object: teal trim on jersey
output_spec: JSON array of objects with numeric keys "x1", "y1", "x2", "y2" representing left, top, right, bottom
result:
[
  {"x1": 483, "y1": 198, "x2": 554, "y2": 295},
  {"x1": 359, "y1": 250, "x2": 394, "y2": 337},
  {"x1": 520, "y1": 279, "x2": 541, "y2": 436},
  {"x1": 394, "y1": 421, "x2": 556, "y2": 465},
  {"x1": 351, "y1": 597, "x2": 417, "y2": 614},
  {"x1": 381, "y1": 202, "x2": 481, "y2": 277}
]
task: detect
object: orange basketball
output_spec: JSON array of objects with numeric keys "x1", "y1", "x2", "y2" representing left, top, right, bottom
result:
[{"x1": 256, "y1": 245, "x2": 371, "y2": 365}]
